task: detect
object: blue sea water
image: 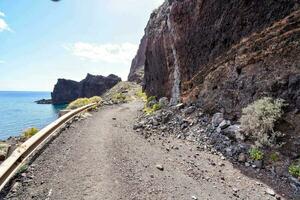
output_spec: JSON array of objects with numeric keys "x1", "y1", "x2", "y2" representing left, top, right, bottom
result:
[{"x1": 0, "y1": 91, "x2": 66, "y2": 140}]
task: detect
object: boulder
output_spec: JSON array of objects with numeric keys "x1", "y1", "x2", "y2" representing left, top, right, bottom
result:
[{"x1": 222, "y1": 125, "x2": 242, "y2": 140}]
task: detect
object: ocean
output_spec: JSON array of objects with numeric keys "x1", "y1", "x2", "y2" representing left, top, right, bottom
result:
[{"x1": 0, "y1": 91, "x2": 66, "y2": 140}]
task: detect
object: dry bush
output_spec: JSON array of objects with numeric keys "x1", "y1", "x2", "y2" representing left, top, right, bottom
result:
[
  {"x1": 240, "y1": 97, "x2": 285, "y2": 146},
  {"x1": 67, "y1": 98, "x2": 91, "y2": 109},
  {"x1": 89, "y1": 96, "x2": 102, "y2": 104}
]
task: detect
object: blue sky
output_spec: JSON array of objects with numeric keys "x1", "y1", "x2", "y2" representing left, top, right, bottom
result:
[{"x1": 0, "y1": 0, "x2": 163, "y2": 91}]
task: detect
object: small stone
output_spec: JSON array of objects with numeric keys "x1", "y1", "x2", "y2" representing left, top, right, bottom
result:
[
  {"x1": 11, "y1": 182, "x2": 21, "y2": 193},
  {"x1": 222, "y1": 124, "x2": 241, "y2": 139},
  {"x1": 191, "y1": 195, "x2": 198, "y2": 200},
  {"x1": 152, "y1": 119, "x2": 159, "y2": 126},
  {"x1": 254, "y1": 160, "x2": 263, "y2": 169},
  {"x1": 184, "y1": 106, "x2": 196, "y2": 115},
  {"x1": 156, "y1": 164, "x2": 164, "y2": 171},
  {"x1": 175, "y1": 103, "x2": 185, "y2": 109},
  {"x1": 211, "y1": 113, "x2": 224, "y2": 127},
  {"x1": 159, "y1": 97, "x2": 169, "y2": 108},
  {"x1": 233, "y1": 187, "x2": 239, "y2": 193},
  {"x1": 265, "y1": 188, "x2": 276, "y2": 196},
  {"x1": 218, "y1": 120, "x2": 231, "y2": 129},
  {"x1": 133, "y1": 123, "x2": 142, "y2": 130},
  {"x1": 245, "y1": 162, "x2": 250, "y2": 167},
  {"x1": 112, "y1": 118, "x2": 117, "y2": 120},
  {"x1": 225, "y1": 147, "x2": 233, "y2": 157},
  {"x1": 238, "y1": 153, "x2": 246, "y2": 163}
]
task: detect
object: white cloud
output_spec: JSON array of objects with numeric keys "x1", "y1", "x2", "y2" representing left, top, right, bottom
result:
[
  {"x1": 0, "y1": 11, "x2": 11, "y2": 32},
  {"x1": 64, "y1": 42, "x2": 138, "y2": 64}
]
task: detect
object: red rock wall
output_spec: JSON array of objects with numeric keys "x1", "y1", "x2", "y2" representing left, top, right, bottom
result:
[
  {"x1": 136, "y1": 0, "x2": 300, "y2": 153},
  {"x1": 143, "y1": 0, "x2": 299, "y2": 105}
]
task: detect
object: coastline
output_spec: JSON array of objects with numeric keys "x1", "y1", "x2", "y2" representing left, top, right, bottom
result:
[
  {"x1": 0, "y1": 91, "x2": 67, "y2": 140},
  {"x1": 0, "y1": 107, "x2": 67, "y2": 164}
]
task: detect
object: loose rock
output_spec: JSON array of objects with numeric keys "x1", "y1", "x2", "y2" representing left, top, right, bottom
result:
[
  {"x1": 238, "y1": 153, "x2": 247, "y2": 163},
  {"x1": 265, "y1": 188, "x2": 276, "y2": 196},
  {"x1": 155, "y1": 164, "x2": 164, "y2": 171},
  {"x1": 211, "y1": 113, "x2": 224, "y2": 127}
]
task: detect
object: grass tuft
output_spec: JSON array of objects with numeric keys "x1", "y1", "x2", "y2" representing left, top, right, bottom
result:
[
  {"x1": 289, "y1": 164, "x2": 300, "y2": 178},
  {"x1": 22, "y1": 127, "x2": 39, "y2": 139}
]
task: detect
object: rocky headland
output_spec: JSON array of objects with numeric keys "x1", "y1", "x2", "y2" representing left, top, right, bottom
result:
[
  {"x1": 35, "y1": 99, "x2": 52, "y2": 104},
  {"x1": 51, "y1": 73, "x2": 121, "y2": 104}
]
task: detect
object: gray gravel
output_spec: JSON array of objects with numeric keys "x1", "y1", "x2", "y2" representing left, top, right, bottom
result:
[{"x1": 1, "y1": 101, "x2": 287, "y2": 199}]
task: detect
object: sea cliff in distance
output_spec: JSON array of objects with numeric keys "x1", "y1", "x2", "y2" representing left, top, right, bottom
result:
[{"x1": 51, "y1": 73, "x2": 121, "y2": 104}]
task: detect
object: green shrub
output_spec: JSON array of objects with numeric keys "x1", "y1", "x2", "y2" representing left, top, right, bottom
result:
[
  {"x1": 152, "y1": 103, "x2": 161, "y2": 111},
  {"x1": 249, "y1": 148, "x2": 264, "y2": 161},
  {"x1": 240, "y1": 97, "x2": 285, "y2": 146},
  {"x1": 22, "y1": 127, "x2": 39, "y2": 139},
  {"x1": 143, "y1": 107, "x2": 154, "y2": 115},
  {"x1": 143, "y1": 103, "x2": 162, "y2": 115},
  {"x1": 136, "y1": 89, "x2": 147, "y2": 102},
  {"x1": 147, "y1": 96, "x2": 156, "y2": 103},
  {"x1": 18, "y1": 164, "x2": 28, "y2": 174},
  {"x1": 269, "y1": 152, "x2": 280, "y2": 162},
  {"x1": 67, "y1": 98, "x2": 91, "y2": 109},
  {"x1": 289, "y1": 164, "x2": 300, "y2": 177}
]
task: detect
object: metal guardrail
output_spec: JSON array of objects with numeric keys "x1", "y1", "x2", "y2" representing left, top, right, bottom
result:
[{"x1": 0, "y1": 103, "x2": 96, "y2": 191}]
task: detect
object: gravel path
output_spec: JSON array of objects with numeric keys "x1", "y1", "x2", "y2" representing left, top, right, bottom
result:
[{"x1": 1, "y1": 102, "x2": 286, "y2": 199}]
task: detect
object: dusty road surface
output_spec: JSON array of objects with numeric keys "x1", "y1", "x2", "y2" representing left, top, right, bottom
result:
[{"x1": 1, "y1": 102, "x2": 285, "y2": 200}]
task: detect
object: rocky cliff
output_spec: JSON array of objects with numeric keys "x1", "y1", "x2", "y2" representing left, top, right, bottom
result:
[
  {"x1": 128, "y1": 35, "x2": 147, "y2": 84},
  {"x1": 138, "y1": 2, "x2": 300, "y2": 113},
  {"x1": 51, "y1": 74, "x2": 121, "y2": 104},
  {"x1": 129, "y1": 0, "x2": 300, "y2": 153}
]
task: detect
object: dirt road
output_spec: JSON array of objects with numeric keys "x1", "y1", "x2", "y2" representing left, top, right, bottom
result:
[{"x1": 2, "y1": 102, "x2": 283, "y2": 199}]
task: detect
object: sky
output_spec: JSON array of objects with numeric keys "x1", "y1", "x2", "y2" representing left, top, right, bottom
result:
[{"x1": 0, "y1": 0, "x2": 164, "y2": 91}]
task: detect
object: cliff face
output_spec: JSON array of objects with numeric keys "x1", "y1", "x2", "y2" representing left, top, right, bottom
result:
[
  {"x1": 143, "y1": 0, "x2": 299, "y2": 104},
  {"x1": 51, "y1": 74, "x2": 121, "y2": 104},
  {"x1": 128, "y1": 35, "x2": 147, "y2": 84},
  {"x1": 130, "y1": 0, "x2": 300, "y2": 152}
]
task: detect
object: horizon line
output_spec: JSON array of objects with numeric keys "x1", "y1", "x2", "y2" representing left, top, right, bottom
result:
[{"x1": 0, "y1": 90, "x2": 52, "y2": 93}]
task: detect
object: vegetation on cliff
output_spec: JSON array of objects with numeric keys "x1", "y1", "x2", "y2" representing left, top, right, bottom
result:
[{"x1": 67, "y1": 96, "x2": 102, "y2": 110}]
